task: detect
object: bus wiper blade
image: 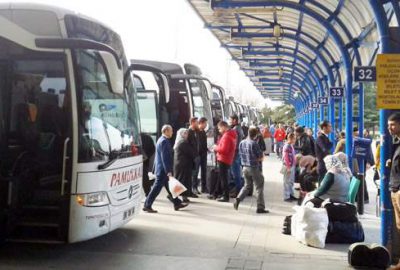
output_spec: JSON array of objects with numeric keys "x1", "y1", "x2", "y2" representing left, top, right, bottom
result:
[{"x1": 97, "y1": 149, "x2": 125, "y2": 170}]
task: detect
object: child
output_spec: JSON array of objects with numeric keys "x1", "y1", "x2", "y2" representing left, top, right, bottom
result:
[{"x1": 282, "y1": 133, "x2": 297, "y2": 202}]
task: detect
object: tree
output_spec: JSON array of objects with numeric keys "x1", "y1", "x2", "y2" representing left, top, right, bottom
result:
[{"x1": 261, "y1": 104, "x2": 295, "y2": 124}]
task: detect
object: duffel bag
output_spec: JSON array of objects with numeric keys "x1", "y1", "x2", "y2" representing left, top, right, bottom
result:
[
  {"x1": 326, "y1": 221, "x2": 364, "y2": 244},
  {"x1": 348, "y1": 242, "x2": 390, "y2": 269}
]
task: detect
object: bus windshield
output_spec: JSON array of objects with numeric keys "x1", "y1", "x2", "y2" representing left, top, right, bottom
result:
[{"x1": 76, "y1": 50, "x2": 137, "y2": 162}]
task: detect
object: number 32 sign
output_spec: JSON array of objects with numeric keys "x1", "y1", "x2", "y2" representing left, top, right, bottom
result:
[{"x1": 354, "y1": 66, "x2": 376, "y2": 82}]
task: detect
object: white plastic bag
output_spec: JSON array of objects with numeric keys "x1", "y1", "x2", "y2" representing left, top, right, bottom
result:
[
  {"x1": 291, "y1": 205, "x2": 329, "y2": 248},
  {"x1": 168, "y1": 177, "x2": 187, "y2": 198}
]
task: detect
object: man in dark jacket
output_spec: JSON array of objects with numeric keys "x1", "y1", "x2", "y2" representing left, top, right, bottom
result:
[
  {"x1": 140, "y1": 133, "x2": 156, "y2": 196},
  {"x1": 143, "y1": 125, "x2": 188, "y2": 213},
  {"x1": 229, "y1": 114, "x2": 244, "y2": 195},
  {"x1": 294, "y1": 126, "x2": 314, "y2": 156},
  {"x1": 188, "y1": 117, "x2": 200, "y2": 197},
  {"x1": 193, "y1": 117, "x2": 209, "y2": 194},
  {"x1": 315, "y1": 121, "x2": 333, "y2": 182},
  {"x1": 388, "y1": 113, "x2": 400, "y2": 238}
]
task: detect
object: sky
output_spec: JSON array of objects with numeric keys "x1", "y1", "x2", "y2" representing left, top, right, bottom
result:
[{"x1": 3, "y1": 0, "x2": 282, "y2": 108}]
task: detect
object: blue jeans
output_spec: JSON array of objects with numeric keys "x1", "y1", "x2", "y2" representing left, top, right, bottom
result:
[
  {"x1": 144, "y1": 173, "x2": 181, "y2": 208},
  {"x1": 276, "y1": 141, "x2": 284, "y2": 158},
  {"x1": 230, "y1": 155, "x2": 243, "y2": 192},
  {"x1": 192, "y1": 154, "x2": 207, "y2": 191}
]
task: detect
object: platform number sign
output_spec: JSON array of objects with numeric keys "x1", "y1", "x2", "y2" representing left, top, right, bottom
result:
[
  {"x1": 354, "y1": 66, "x2": 376, "y2": 82},
  {"x1": 318, "y1": 97, "x2": 328, "y2": 105},
  {"x1": 329, "y1": 86, "x2": 344, "y2": 98},
  {"x1": 311, "y1": 103, "x2": 318, "y2": 109}
]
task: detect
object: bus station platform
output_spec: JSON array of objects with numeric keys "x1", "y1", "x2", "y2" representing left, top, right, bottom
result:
[
  {"x1": 127, "y1": 154, "x2": 380, "y2": 270},
  {"x1": 0, "y1": 154, "x2": 381, "y2": 270}
]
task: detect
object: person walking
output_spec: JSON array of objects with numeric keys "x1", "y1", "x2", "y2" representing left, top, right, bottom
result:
[
  {"x1": 188, "y1": 117, "x2": 200, "y2": 197},
  {"x1": 234, "y1": 127, "x2": 269, "y2": 213},
  {"x1": 173, "y1": 128, "x2": 195, "y2": 203},
  {"x1": 143, "y1": 125, "x2": 188, "y2": 213},
  {"x1": 274, "y1": 123, "x2": 286, "y2": 159},
  {"x1": 282, "y1": 133, "x2": 297, "y2": 202},
  {"x1": 213, "y1": 121, "x2": 237, "y2": 202},
  {"x1": 193, "y1": 117, "x2": 209, "y2": 194},
  {"x1": 315, "y1": 121, "x2": 333, "y2": 182}
]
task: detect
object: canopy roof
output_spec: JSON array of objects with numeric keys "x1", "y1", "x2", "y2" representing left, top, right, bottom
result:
[{"x1": 187, "y1": 0, "x2": 392, "y2": 108}]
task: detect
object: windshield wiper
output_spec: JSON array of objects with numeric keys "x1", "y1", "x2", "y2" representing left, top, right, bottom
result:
[{"x1": 97, "y1": 149, "x2": 126, "y2": 170}]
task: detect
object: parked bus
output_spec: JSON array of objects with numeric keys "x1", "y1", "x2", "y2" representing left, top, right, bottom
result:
[
  {"x1": 211, "y1": 84, "x2": 226, "y2": 125},
  {"x1": 131, "y1": 60, "x2": 217, "y2": 169},
  {"x1": 0, "y1": 3, "x2": 142, "y2": 243},
  {"x1": 225, "y1": 96, "x2": 238, "y2": 119}
]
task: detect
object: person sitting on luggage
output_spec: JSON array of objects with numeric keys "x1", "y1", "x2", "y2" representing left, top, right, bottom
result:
[
  {"x1": 311, "y1": 154, "x2": 351, "y2": 207},
  {"x1": 173, "y1": 128, "x2": 195, "y2": 203}
]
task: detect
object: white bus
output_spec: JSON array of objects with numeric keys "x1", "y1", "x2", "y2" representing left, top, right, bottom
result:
[{"x1": 0, "y1": 3, "x2": 142, "y2": 243}]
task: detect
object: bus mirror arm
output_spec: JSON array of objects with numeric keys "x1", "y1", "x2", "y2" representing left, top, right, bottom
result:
[{"x1": 35, "y1": 38, "x2": 121, "y2": 69}]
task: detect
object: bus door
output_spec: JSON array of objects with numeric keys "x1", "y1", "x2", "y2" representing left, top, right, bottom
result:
[
  {"x1": 137, "y1": 91, "x2": 159, "y2": 144},
  {"x1": 0, "y1": 54, "x2": 72, "y2": 243}
]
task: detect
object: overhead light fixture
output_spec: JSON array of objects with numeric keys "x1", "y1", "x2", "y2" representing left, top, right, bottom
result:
[
  {"x1": 273, "y1": 24, "x2": 284, "y2": 40},
  {"x1": 278, "y1": 67, "x2": 284, "y2": 78}
]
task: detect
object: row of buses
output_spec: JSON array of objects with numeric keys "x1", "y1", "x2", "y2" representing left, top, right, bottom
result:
[{"x1": 0, "y1": 3, "x2": 261, "y2": 244}]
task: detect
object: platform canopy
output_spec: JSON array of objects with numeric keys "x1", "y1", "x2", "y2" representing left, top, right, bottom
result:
[{"x1": 187, "y1": 0, "x2": 392, "y2": 110}]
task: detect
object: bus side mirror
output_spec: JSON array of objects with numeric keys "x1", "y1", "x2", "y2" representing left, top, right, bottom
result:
[{"x1": 99, "y1": 51, "x2": 124, "y2": 94}]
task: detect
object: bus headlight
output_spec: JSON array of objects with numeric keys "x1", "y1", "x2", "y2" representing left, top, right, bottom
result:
[{"x1": 76, "y1": 192, "x2": 110, "y2": 207}]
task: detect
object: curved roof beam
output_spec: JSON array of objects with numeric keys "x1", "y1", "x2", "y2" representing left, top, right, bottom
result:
[
  {"x1": 242, "y1": 54, "x2": 325, "y2": 99},
  {"x1": 210, "y1": 24, "x2": 337, "y2": 64},
  {"x1": 232, "y1": 31, "x2": 335, "y2": 86},
  {"x1": 237, "y1": 49, "x2": 327, "y2": 97},
  {"x1": 212, "y1": 0, "x2": 354, "y2": 153},
  {"x1": 253, "y1": 70, "x2": 317, "y2": 100}
]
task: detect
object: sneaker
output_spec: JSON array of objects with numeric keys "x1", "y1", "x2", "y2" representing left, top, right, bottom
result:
[
  {"x1": 192, "y1": 188, "x2": 201, "y2": 195},
  {"x1": 284, "y1": 198, "x2": 293, "y2": 202},
  {"x1": 290, "y1": 195, "x2": 298, "y2": 201},
  {"x1": 207, "y1": 194, "x2": 216, "y2": 200},
  {"x1": 233, "y1": 198, "x2": 240, "y2": 210},
  {"x1": 256, "y1": 209, "x2": 269, "y2": 214},
  {"x1": 182, "y1": 196, "x2": 190, "y2": 203},
  {"x1": 188, "y1": 193, "x2": 199, "y2": 198},
  {"x1": 217, "y1": 197, "x2": 229, "y2": 202},
  {"x1": 174, "y1": 203, "x2": 188, "y2": 211},
  {"x1": 143, "y1": 207, "x2": 158, "y2": 213}
]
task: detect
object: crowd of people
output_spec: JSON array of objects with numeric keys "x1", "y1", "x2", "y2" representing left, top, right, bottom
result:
[{"x1": 139, "y1": 111, "x2": 400, "y2": 226}]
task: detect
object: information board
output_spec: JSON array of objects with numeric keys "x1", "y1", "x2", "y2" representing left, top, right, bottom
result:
[{"x1": 376, "y1": 54, "x2": 400, "y2": 109}]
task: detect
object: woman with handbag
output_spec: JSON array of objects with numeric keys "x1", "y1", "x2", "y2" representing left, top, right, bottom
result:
[{"x1": 173, "y1": 128, "x2": 196, "y2": 203}]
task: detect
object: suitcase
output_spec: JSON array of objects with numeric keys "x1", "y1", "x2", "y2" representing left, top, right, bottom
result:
[
  {"x1": 325, "y1": 221, "x2": 364, "y2": 244},
  {"x1": 207, "y1": 167, "x2": 220, "y2": 196},
  {"x1": 348, "y1": 242, "x2": 390, "y2": 269}
]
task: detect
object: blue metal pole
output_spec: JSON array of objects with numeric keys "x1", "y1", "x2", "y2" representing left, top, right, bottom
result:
[
  {"x1": 314, "y1": 109, "x2": 318, "y2": 137},
  {"x1": 339, "y1": 97, "x2": 343, "y2": 131},
  {"x1": 368, "y1": 0, "x2": 393, "y2": 249},
  {"x1": 329, "y1": 98, "x2": 336, "y2": 146}
]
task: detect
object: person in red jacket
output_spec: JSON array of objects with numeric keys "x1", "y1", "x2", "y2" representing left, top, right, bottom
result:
[
  {"x1": 274, "y1": 123, "x2": 286, "y2": 159},
  {"x1": 213, "y1": 121, "x2": 237, "y2": 202}
]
